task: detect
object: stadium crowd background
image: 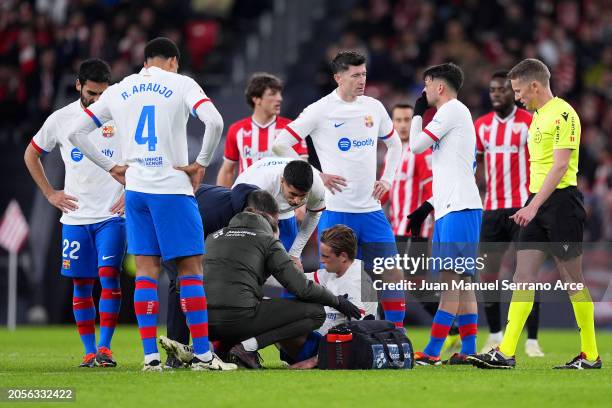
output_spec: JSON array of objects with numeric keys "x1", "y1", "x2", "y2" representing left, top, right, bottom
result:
[{"x1": 0, "y1": 0, "x2": 610, "y2": 324}]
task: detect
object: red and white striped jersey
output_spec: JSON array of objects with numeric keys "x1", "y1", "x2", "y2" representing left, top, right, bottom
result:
[
  {"x1": 223, "y1": 116, "x2": 307, "y2": 174},
  {"x1": 389, "y1": 144, "x2": 433, "y2": 237},
  {"x1": 475, "y1": 106, "x2": 532, "y2": 210}
]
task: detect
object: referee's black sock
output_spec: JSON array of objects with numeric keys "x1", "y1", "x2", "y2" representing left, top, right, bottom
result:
[
  {"x1": 484, "y1": 299, "x2": 502, "y2": 334},
  {"x1": 526, "y1": 301, "x2": 540, "y2": 340}
]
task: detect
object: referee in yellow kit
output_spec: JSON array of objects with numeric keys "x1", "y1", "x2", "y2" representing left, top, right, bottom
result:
[{"x1": 468, "y1": 58, "x2": 601, "y2": 369}]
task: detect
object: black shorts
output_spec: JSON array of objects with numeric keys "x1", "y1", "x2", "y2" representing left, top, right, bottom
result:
[
  {"x1": 480, "y1": 208, "x2": 521, "y2": 252},
  {"x1": 517, "y1": 186, "x2": 585, "y2": 260}
]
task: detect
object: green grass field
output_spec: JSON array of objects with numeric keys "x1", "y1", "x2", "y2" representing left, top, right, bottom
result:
[{"x1": 0, "y1": 326, "x2": 610, "y2": 407}]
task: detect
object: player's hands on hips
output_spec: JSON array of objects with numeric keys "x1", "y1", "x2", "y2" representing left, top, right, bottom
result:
[
  {"x1": 110, "y1": 192, "x2": 125, "y2": 216},
  {"x1": 320, "y1": 173, "x2": 347, "y2": 194},
  {"x1": 175, "y1": 162, "x2": 205, "y2": 193},
  {"x1": 372, "y1": 180, "x2": 390, "y2": 201},
  {"x1": 510, "y1": 204, "x2": 538, "y2": 227},
  {"x1": 335, "y1": 294, "x2": 362, "y2": 320},
  {"x1": 47, "y1": 190, "x2": 78, "y2": 213},
  {"x1": 290, "y1": 256, "x2": 304, "y2": 272},
  {"x1": 109, "y1": 165, "x2": 128, "y2": 185},
  {"x1": 413, "y1": 91, "x2": 429, "y2": 117}
]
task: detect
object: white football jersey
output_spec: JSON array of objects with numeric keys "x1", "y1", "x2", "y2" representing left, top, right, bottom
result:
[
  {"x1": 306, "y1": 260, "x2": 378, "y2": 335},
  {"x1": 285, "y1": 90, "x2": 394, "y2": 213},
  {"x1": 233, "y1": 157, "x2": 325, "y2": 220},
  {"x1": 84, "y1": 66, "x2": 212, "y2": 195},
  {"x1": 423, "y1": 99, "x2": 482, "y2": 219},
  {"x1": 31, "y1": 100, "x2": 123, "y2": 225}
]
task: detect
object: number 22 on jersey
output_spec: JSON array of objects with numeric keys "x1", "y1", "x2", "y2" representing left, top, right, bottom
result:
[{"x1": 135, "y1": 105, "x2": 157, "y2": 151}]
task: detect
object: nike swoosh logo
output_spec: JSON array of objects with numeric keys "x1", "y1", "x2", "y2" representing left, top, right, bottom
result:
[
  {"x1": 334, "y1": 122, "x2": 345, "y2": 128},
  {"x1": 102, "y1": 255, "x2": 115, "y2": 260}
]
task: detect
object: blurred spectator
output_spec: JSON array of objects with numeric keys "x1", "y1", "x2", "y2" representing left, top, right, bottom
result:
[{"x1": 0, "y1": 0, "x2": 232, "y2": 141}]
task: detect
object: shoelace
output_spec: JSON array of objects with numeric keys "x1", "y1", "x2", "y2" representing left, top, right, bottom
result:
[
  {"x1": 566, "y1": 353, "x2": 585, "y2": 366},
  {"x1": 98, "y1": 347, "x2": 113, "y2": 357}
]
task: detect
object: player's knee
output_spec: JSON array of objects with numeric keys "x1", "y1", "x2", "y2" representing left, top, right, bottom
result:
[{"x1": 304, "y1": 303, "x2": 326, "y2": 329}]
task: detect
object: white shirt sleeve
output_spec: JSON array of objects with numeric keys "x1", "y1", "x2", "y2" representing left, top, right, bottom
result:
[
  {"x1": 379, "y1": 130, "x2": 402, "y2": 184},
  {"x1": 304, "y1": 272, "x2": 316, "y2": 282},
  {"x1": 376, "y1": 103, "x2": 402, "y2": 183},
  {"x1": 67, "y1": 95, "x2": 116, "y2": 171},
  {"x1": 377, "y1": 101, "x2": 394, "y2": 139},
  {"x1": 288, "y1": 209, "x2": 321, "y2": 257},
  {"x1": 306, "y1": 171, "x2": 326, "y2": 212},
  {"x1": 272, "y1": 103, "x2": 319, "y2": 157},
  {"x1": 31, "y1": 114, "x2": 59, "y2": 153},
  {"x1": 183, "y1": 77, "x2": 223, "y2": 167},
  {"x1": 409, "y1": 103, "x2": 457, "y2": 153}
]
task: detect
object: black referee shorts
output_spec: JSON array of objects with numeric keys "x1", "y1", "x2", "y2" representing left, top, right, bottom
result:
[
  {"x1": 517, "y1": 186, "x2": 585, "y2": 260},
  {"x1": 480, "y1": 208, "x2": 521, "y2": 253}
]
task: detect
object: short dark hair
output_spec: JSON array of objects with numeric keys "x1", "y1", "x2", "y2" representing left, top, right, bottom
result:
[
  {"x1": 78, "y1": 58, "x2": 111, "y2": 85},
  {"x1": 422, "y1": 62, "x2": 464, "y2": 93},
  {"x1": 244, "y1": 208, "x2": 279, "y2": 234},
  {"x1": 391, "y1": 103, "x2": 414, "y2": 116},
  {"x1": 144, "y1": 37, "x2": 180, "y2": 61},
  {"x1": 283, "y1": 160, "x2": 313, "y2": 193},
  {"x1": 331, "y1": 51, "x2": 366, "y2": 74},
  {"x1": 508, "y1": 58, "x2": 551, "y2": 86},
  {"x1": 491, "y1": 70, "x2": 509, "y2": 81},
  {"x1": 245, "y1": 73, "x2": 283, "y2": 108},
  {"x1": 321, "y1": 225, "x2": 357, "y2": 260},
  {"x1": 246, "y1": 190, "x2": 279, "y2": 217}
]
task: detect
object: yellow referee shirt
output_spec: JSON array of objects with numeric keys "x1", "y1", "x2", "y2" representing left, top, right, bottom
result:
[{"x1": 528, "y1": 97, "x2": 581, "y2": 193}]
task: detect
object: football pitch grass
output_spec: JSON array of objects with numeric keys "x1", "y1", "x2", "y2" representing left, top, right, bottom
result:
[{"x1": 1, "y1": 326, "x2": 610, "y2": 407}]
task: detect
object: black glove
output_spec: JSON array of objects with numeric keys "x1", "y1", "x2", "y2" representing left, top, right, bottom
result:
[
  {"x1": 413, "y1": 91, "x2": 429, "y2": 117},
  {"x1": 335, "y1": 294, "x2": 361, "y2": 320},
  {"x1": 407, "y1": 201, "x2": 433, "y2": 236}
]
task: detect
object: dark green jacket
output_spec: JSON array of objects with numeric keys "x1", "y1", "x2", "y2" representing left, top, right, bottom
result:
[{"x1": 204, "y1": 212, "x2": 339, "y2": 310}]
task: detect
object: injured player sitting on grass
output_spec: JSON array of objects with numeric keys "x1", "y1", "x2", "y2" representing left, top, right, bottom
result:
[
  {"x1": 282, "y1": 225, "x2": 378, "y2": 369},
  {"x1": 160, "y1": 224, "x2": 376, "y2": 369}
]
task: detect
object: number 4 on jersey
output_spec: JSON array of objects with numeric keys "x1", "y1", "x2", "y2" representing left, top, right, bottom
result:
[{"x1": 135, "y1": 105, "x2": 157, "y2": 151}]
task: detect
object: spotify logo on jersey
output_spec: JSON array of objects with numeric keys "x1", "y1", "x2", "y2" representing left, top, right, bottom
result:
[
  {"x1": 338, "y1": 137, "x2": 375, "y2": 152},
  {"x1": 71, "y1": 147, "x2": 84, "y2": 162},
  {"x1": 338, "y1": 138, "x2": 352, "y2": 151}
]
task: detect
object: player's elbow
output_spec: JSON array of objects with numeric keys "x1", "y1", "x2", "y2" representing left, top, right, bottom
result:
[
  {"x1": 271, "y1": 135, "x2": 293, "y2": 157},
  {"x1": 206, "y1": 111, "x2": 224, "y2": 135},
  {"x1": 24, "y1": 144, "x2": 37, "y2": 164},
  {"x1": 271, "y1": 141, "x2": 285, "y2": 157},
  {"x1": 553, "y1": 157, "x2": 571, "y2": 174}
]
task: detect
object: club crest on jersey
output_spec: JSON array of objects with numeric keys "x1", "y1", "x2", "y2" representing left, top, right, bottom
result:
[
  {"x1": 364, "y1": 115, "x2": 374, "y2": 128},
  {"x1": 62, "y1": 259, "x2": 70, "y2": 269},
  {"x1": 102, "y1": 125, "x2": 115, "y2": 138}
]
